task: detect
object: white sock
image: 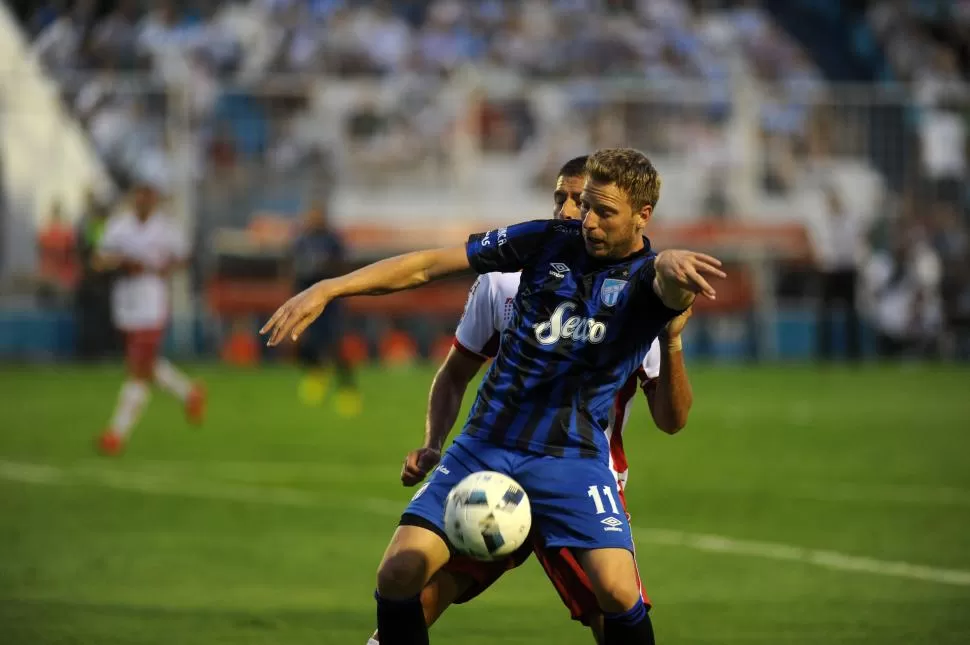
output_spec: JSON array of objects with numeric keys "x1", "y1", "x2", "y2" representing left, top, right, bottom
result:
[
  {"x1": 367, "y1": 638, "x2": 379, "y2": 645},
  {"x1": 109, "y1": 380, "x2": 150, "y2": 438},
  {"x1": 153, "y1": 358, "x2": 193, "y2": 401}
]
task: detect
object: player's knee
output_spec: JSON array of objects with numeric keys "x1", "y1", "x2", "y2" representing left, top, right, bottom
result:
[
  {"x1": 579, "y1": 549, "x2": 642, "y2": 613},
  {"x1": 376, "y1": 550, "x2": 429, "y2": 599},
  {"x1": 592, "y1": 573, "x2": 642, "y2": 613}
]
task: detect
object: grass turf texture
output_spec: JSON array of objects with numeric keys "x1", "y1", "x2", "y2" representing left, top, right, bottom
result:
[{"x1": 1, "y1": 363, "x2": 969, "y2": 644}]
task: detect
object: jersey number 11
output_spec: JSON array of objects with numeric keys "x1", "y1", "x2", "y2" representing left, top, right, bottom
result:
[{"x1": 587, "y1": 485, "x2": 620, "y2": 515}]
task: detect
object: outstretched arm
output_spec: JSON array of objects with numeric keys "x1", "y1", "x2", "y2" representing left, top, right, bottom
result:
[
  {"x1": 328, "y1": 246, "x2": 471, "y2": 297},
  {"x1": 261, "y1": 245, "x2": 470, "y2": 345},
  {"x1": 644, "y1": 309, "x2": 693, "y2": 434}
]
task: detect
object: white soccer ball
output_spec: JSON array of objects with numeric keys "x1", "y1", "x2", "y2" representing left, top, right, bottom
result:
[{"x1": 444, "y1": 471, "x2": 531, "y2": 561}]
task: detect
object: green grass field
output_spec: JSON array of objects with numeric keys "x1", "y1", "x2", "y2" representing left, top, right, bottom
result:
[{"x1": 1, "y1": 363, "x2": 969, "y2": 645}]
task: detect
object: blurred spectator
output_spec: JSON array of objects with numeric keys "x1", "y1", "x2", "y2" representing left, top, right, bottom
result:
[
  {"x1": 862, "y1": 220, "x2": 944, "y2": 358},
  {"x1": 36, "y1": 201, "x2": 77, "y2": 302},
  {"x1": 811, "y1": 185, "x2": 865, "y2": 361},
  {"x1": 75, "y1": 189, "x2": 118, "y2": 360},
  {"x1": 929, "y1": 202, "x2": 970, "y2": 358},
  {"x1": 33, "y1": 11, "x2": 82, "y2": 71},
  {"x1": 88, "y1": 0, "x2": 142, "y2": 69},
  {"x1": 916, "y1": 48, "x2": 967, "y2": 205}
]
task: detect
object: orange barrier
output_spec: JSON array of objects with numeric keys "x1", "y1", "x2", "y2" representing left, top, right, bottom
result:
[
  {"x1": 429, "y1": 334, "x2": 454, "y2": 362},
  {"x1": 341, "y1": 332, "x2": 370, "y2": 365},
  {"x1": 379, "y1": 330, "x2": 419, "y2": 366},
  {"x1": 221, "y1": 327, "x2": 260, "y2": 366}
]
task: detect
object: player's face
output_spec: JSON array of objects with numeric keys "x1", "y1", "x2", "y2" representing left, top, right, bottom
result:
[
  {"x1": 132, "y1": 186, "x2": 158, "y2": 219},
  {"x1": 553, "y1": 175, "x2": 585, "y2": 221},
  {"x1": 580, "y1": 179, "x2": 651, "y2": 259}
]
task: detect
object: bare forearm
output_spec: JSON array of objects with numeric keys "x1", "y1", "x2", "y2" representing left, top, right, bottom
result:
[
  {"x1": 650, "y1": 342, "x2": 692, "y2": 434},
  {"x1": 425, "y1": 368, "x2": 468, "y2": 451},
  {"x1": 329, "y1": 247, "x2": 470, "y2": 298},
  {"x1": 93, "y1": 253, "x2": 143, "y2": 275},
  {"x1": 92, "y1": 253, "x2": 121, "y2": 273}
]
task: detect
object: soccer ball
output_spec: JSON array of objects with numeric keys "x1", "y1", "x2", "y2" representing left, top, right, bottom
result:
[{"x1": 444, "y1": 471, "x2": 531, "y2": 561}]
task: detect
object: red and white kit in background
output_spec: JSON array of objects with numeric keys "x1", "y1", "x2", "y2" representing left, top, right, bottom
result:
[
  {"x1": 99, "y1": 208, "x2": 188, "y2": 367},
  {"x1": 446, "y1": 271, "x2": 659, "y2": 622},
  {"x1": 96, "y1": 207, "x2": 204, "y2": 457}
]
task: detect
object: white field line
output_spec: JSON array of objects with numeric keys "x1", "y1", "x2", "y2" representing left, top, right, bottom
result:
[{"x1": 2, "y1": 458, "x2": 969, "y2": 588}]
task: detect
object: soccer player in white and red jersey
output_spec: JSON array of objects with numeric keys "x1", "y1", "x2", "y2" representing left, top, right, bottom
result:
[
  {"x1": 367, "y1": 156, "x2": 694, "y2": 644},
  {"x1": 93, "y1": 182, "x2": 206, "y2": 456}
]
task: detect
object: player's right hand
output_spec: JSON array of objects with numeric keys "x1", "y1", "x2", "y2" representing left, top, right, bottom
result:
[
  {"x1": 401, "y1": 447, "x2": 441, "y2": 486},
  {"x1": 655, "y1": 249, "x2": 727, "y2": 300},
  {"x1": 260, "y1": 281, "x2": 333, "y2": 346}
]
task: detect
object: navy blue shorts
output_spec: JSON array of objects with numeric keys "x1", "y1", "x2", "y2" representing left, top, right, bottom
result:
[{"x1": 404, "y1": 434, "x2": 634, "y2": 552}]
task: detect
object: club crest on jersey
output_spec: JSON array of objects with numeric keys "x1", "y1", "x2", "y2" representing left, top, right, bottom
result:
[{"x1": 600, "y1": 279, "x2": 627, "y2": 307}]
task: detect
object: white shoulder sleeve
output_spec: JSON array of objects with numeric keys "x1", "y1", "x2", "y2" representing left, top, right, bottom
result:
[
  {"x1": 454, "y1": 273, "x2": 499, "y2": 358},
  {"x1": 641, "y1": 338, "x2": 661, "y2": 380}
]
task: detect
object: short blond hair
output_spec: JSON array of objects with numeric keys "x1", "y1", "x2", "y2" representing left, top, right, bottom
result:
[{"x1": 585, "y1": 148, "x2": 662, "y2": 210}]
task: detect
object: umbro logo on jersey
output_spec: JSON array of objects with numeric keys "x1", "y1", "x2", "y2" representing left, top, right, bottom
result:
[
  {"x1": 601, "y1": 516, "x2": 624, "y2": 532},
  {"x1": 534, "y1": 302, "x2": 607, "y2": 346},
  {"x1": 549, "y1": 262, "x2": 570, "y2": 279}
]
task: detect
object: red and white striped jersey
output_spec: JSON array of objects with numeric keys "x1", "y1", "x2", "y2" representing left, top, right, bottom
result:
[{"x1": 453, "y1": 272, "x2": 660, "y2": 495}]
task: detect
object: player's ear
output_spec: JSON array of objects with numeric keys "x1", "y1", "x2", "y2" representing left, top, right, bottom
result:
[{"x1": 636, "y1": 204, "x2": 652, "y2": 231}]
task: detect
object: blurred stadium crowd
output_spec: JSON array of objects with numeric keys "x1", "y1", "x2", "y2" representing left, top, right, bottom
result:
[{"x1": 6, "y1": 0, "x2": 970, "y2": 361}]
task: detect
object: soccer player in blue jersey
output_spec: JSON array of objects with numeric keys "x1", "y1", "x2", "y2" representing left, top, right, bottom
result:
[
  {"x1": 365, "y1": 155, "x2": 694, "y2": 645},
  {"x1": 262, "y1": 148, "x2": 726, "y2": 645}
]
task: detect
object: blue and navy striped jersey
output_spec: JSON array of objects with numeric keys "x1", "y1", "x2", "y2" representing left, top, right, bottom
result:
[{"x1": 457, "y1": 218, "x2": 682, "y2": 461}]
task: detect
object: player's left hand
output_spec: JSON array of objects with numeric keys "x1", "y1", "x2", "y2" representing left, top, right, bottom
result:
[
  {"x1": 661, "y1": 306, "x2": 692, "y2": 340},
  {"x1": 260, "y1": 281, "x2": 333, "y2": 346},
  {"x1": 656, "y1": 250, "x2": 727, "y2": 300}
]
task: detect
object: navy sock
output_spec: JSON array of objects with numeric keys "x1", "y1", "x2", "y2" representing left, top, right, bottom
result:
[
  {"x1": 375, "y1": 591, "x2": 429, "y2": 645},
  {"x1": 603, "y1": 598, "x2": 655, "y2": 645}
]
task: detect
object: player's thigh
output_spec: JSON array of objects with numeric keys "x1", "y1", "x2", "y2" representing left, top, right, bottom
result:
[
  {"x1": 574, "y1": 547, "x2": 642, "y2": 613},
  {"x1": 401, "y1": 437, "x2": 513, "y2": 537},
  {"x1": 517, "y1": 455, "x2": 634, "y2": 552},
  {"x1": 420, "y1": 567, "x2": 474, "y2": 626},
  {"x1": 377, "y1": 523, "x2": 451, "y2": 598},
  {"x1": 517, "y1": 456, "x2": 640, "y2": 611},
  {"x1": 383, "y1": 442, "x2": 492, "y2": 596},
  {"x1": 533, "y1": 543, "x2": 600, "y2": 625},
  {"x1": 444, "y1": 538, "x2": 532, "y2": 606}
]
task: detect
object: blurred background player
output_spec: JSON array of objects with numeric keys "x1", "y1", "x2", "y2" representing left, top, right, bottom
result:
[
  {"x1": 368, "y1": 155, "x2": 695, "y2": 645},
  {"x1": 94, "y1": 181, "x2": 205, "y2": 455},
  {"x1": 290, "y1": 200, "x2": 361, "y2": 416}
]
